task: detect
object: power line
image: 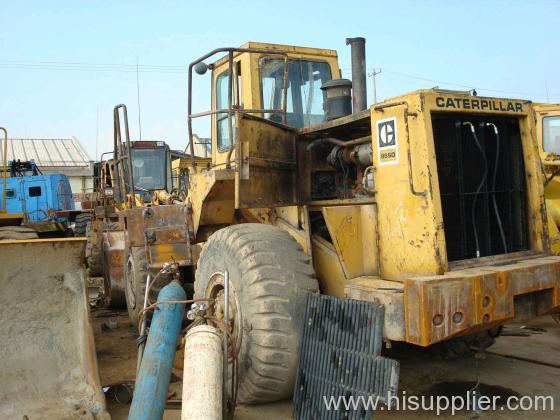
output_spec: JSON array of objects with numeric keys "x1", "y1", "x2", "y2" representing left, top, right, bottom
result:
[
  {"x1": 1, "y1": 58, "x2": 558, "y2": 99},
  {"x1": 0, "y1": 59, "x2": 185, "y2": 73},
  {"x1": 0, "y1": 58, "x2": 184, "y2": 70},
  {"x1": 0, "y1": 64, "x2": 184, "y2": 74},
  {"x1": 342, "y1": 66, "x2": 560, "y2": 98},
  {"x1": 381, "y1": 68, "x2": 560, "y2": 98},
  {"x1": 95, "y1": 105, "x2": 99, "y2": 161},
  {"x1": 383, "y1": 72, "x2": 560, "y2": 100}
]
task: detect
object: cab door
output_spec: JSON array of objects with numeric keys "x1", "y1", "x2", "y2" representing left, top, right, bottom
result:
[
  {"x1": 23, "y1": 177, "x2": 49, "y2": 222},
  {"x1": 235, "y1": 114, "x2": 298, "y2": 208},
  {"x1": 536, "y1": 104, "x2": 560, "y2": 158},
  {"x1": 212, "y1": 57, "x2": 250, "y2": 169},
  {"x1": 536, "y1": 104, "x2": 560, "y2": 241}
]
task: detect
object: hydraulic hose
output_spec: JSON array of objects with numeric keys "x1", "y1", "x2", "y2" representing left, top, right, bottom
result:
[
  {"x1": 486, "y1": 123, "x2": 508, "y2": 254},
  {"x1": 464, "y1": 122, "x2": 487, "y2": 258}
]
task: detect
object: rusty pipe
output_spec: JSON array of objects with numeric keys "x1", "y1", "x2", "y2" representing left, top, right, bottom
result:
[
  {"x1": 307, "y1": 135, "x2": 371, "y2": 150},
  {"x1": 346, "y1": 37, "x2": 367, "y2": 112},
  {"x1": 114, "y1": 104, "x2": 136, "y2": 207},
  {"x1": 113, "y1": 107, "x2": 126, "y2": 203}
]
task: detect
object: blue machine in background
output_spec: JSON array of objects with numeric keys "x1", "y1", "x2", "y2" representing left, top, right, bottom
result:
[{"x1": 0, "y1": 159, "x2": 75, "y2": 230}]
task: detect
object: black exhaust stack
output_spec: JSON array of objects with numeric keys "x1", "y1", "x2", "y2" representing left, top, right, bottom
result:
[{"x1": 346, "y1": 37, "x2": 367, "y2": 112}]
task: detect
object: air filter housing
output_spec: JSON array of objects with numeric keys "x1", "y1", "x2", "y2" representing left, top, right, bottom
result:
[{"x1": 321, "y1": 79, "x2": 353, "y2": 120}]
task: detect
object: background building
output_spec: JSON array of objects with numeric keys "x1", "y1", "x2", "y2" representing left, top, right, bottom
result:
[
  {"x1": 1, "y1": 137, "x2": 94, "y2": 206},
  {"x1": 192, "y1": 134, "x2": 211, "y2": 157}
]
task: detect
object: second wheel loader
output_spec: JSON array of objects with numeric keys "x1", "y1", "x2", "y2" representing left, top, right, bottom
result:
[{"x1": 84, "y1": 104, "x2": 189, "y2": 307}]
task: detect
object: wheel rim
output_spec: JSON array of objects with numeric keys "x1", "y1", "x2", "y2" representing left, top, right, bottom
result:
[
  {"x1": 125, "y1": 254, "x2": 136, "y2": 309},
  {"x1": 206, "y1": 272, "x2": 243, "y2": 356}
]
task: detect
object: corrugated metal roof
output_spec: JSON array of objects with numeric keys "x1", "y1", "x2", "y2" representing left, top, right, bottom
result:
[{"x1": 1, "y1": 137, "x2": 91, "y2": 167}]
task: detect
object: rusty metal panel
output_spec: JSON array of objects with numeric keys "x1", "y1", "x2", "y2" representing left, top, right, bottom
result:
[
  {"x1": 123, "y1": 204, "x2": 193, "y2": 267},
  {"x1": 149, "y1": 243, "x2": 191, "y2": 267},
  {"x1": 188, "y1": 169, "x2": 235, "y2": 234},
  {"x1": 124, "y1": 207, "x2": 146, "y2": 247},
  {"x1": 146, "y1": 226, "x2": 187, "y2": 244},
  {"x1": 236, "y1": 114, "x2": 298, "y2": 208},
  {"x1": 404, "y1": 256, "x2": 560, "y2": 346},
  {"x1": 405, "y1": 272, "x2": 478, "y2": 346},
  {"x1": 344, "y1": 277, "x2": 406, "y2": 342}
]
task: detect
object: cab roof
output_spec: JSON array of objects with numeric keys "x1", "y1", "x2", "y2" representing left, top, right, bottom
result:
[{"x1": 212, "y1": 41, "x2": 338, "y2": 67}]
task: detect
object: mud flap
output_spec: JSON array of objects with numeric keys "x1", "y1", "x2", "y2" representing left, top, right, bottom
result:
[
  {"x1": 293, "y1": 294, "x2": 400, "y2": 420},
  {"x1": 0, "y1": 239, "x2": 109, "y2": 419}
]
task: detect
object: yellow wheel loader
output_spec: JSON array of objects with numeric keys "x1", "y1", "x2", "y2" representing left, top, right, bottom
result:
[
  {"x1": 125, "y1": 39, "x2": 560, "y2": 405},
  {"x1": 192, "y1": 39, "x2": 560, "y2": 397},
  {"x1": 83, "y1": 104, "x2": 192, "y2": 308}
]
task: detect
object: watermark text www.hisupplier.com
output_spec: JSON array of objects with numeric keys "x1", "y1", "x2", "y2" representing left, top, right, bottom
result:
[{"x1": 323, "y1": 391, "x2": 555, "y2": 416}]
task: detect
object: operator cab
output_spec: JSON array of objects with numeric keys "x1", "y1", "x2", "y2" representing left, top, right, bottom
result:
[
  {"x1": 105, "y1": 140, "x2": 173, "y2": 205},
  {"x1": 188, "y1": 42, "x2": 341, "y2": 169},
  {"x1": 124, "y1": 141, "x2": 172, "y2": 195},
  {"x1": 126, "y1": 141, "x2": 171, "y2": 192}
]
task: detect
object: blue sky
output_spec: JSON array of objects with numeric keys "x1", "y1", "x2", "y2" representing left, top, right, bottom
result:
[{"x1": 1, "y1": 0, "x2": 558, "y2": 160}]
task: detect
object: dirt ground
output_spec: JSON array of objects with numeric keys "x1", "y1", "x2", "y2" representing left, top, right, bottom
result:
[{"x1": 93, "y1": 310, "x2": 560, "y2": 419}]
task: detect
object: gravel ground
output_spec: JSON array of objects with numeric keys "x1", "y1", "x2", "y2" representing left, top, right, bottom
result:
[{"x1": 94, "y1": 311, "x2": 560, "y2": 419}]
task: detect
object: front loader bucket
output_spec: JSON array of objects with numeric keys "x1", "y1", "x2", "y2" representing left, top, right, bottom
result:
[{"x1": 0, "y1": 238, "x2": 109, "y2": 419}]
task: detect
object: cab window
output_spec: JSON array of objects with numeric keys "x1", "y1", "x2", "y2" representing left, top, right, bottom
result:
[
  {"x1": 130, "y1": 148, "x2": 167, "y2": 191},
  {"x1": 260, "y1": 58, "x2": 332, "y2": 128},
  {"x1": 543, "y1": 116, "x2": 560, "y2": 154},
  {"x1": 216, "y1": 71, "x2": 235, "y2": 151},
  {"x1": 29, "y1": 186, "x2": 42, "y2": 197}
]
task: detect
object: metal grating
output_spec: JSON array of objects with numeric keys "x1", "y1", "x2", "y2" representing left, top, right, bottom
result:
[{"x1": 292, "y1": 294, "x2": 400, "y2": 420}]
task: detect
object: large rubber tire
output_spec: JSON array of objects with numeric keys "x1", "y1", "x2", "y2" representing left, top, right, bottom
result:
[
  {"x1": 74, "y1": 213, "x2": 92, "y2": 237},
  {"x1": 123, "y1": 246, "x2": 169, "y2": 328},
  {"x1": 427, "y1": 328, "x2": 501, "y2": 359},
  {"x1": 100, "y1": 221, "x2": 126, "y2": 308},
  {"x1": 124, "y1": 246, "x2": 149, "y2": 329},
  {"x1": 85, "y1": 221, "x2": 103, "y2": 277},
  {"x1": 195, "y1": 223, "x2": 319, "y2": 404},
  {"x1": 0, "y1": 226, "x2": 39, "y2": 240}
]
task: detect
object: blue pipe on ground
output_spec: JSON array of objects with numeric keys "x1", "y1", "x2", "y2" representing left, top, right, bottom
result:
[{"x1": 129, "y1": 280, "x2": 186, "y2": 420}]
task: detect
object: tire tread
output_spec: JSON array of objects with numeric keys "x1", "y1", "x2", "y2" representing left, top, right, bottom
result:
[{"x1": 195, "y1": 223, "x2": 318, "y2": 404}]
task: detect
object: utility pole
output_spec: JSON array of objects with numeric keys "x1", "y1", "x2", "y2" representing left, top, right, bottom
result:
[
  {"x1": 368, "y1": 68, "x2": 382, "y2": 104},
  {"x1": 95, "y1": 105, "x2": 99, "y2": 160},
  {"x1": 136, "y1": 55, "x2": 142, "y2": 140}
]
